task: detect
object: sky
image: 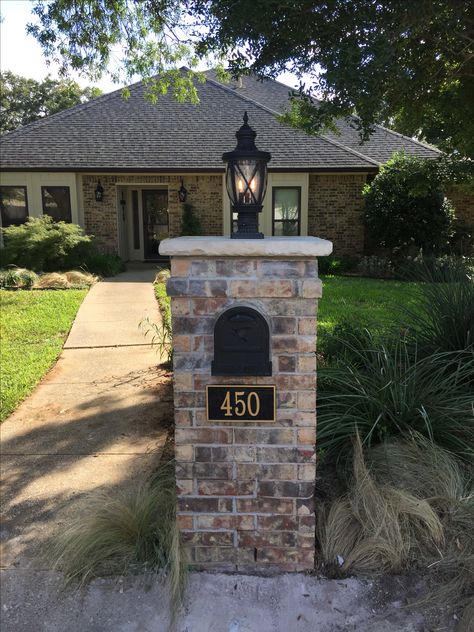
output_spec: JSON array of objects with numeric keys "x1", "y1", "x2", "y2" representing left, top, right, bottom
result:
[{"x1": 0, "y1": 0, "x2": 299, "y2": 93}]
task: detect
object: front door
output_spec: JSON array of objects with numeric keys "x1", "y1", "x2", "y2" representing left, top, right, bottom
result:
[{"x1": 142, "y1": 189, "x2": 169, "y2": 260}]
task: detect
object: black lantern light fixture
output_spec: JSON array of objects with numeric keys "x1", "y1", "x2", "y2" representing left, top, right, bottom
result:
[
  {"x1": 178, "y1": 180, "x2": 187, "y2": 203},
  {"x1": 223, "y1": 111, "x2": 271, "y2": 239},
  {"x1": 95, "y1": 179, "x2": 104, "y2": 202}
]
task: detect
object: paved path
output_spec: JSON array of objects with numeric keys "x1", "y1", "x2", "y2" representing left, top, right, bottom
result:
[{"x1": 0, "y1": 265, "x2": 172, "y2": 569}]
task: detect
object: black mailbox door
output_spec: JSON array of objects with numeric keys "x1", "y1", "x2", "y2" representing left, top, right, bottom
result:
[{"x1": 211, "y1": 306, "x2": 272, "y2": 376}]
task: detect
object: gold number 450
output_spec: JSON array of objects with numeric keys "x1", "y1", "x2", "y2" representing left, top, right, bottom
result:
[{"x1": 220, "y1": 390, "x2": 261, "y2": 417}]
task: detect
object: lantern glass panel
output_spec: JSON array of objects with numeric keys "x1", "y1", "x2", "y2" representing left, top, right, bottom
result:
[{"x1": 226, "y1": 159, "x2": 267, "y2": 206}]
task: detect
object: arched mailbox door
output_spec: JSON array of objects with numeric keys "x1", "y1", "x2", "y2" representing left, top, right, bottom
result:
[{"x1": 211, "y1": 306, "x2": 272, "y2": 376}]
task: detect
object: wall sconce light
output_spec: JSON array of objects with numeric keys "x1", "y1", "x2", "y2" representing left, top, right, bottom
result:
[
  {"x1": 95, "y1": 179, "x2": 104, "y2": 202},
  {"x1": 178, "y1": 180, "x2": 187, "y2": 203}
]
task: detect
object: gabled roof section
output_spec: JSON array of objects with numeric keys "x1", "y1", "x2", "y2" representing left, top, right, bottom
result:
[
  {"x1": 205, "y1": 71, "x2": 441, "y2": 164},
  {"x1": 0, "y1": 71, "x2": 377, "y2": 172}
]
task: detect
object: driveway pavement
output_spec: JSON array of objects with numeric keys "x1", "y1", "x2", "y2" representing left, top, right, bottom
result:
[{"x1": 0, "y1": 265, "x2": 172, "y2": 569}]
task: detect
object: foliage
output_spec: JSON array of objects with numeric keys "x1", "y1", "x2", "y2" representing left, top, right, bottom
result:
[
  {"x1": 82, "y1": 252, "x2": 126, "y2": 277},
  {"x1": 144, "y1": 268, "x2": 173, "y2": 367},
  {"x1": 180, "y1": 203, "x2": 202, "y2": 236},
  {"x1": 26, "y1": 1, "x2": 474, "y2": 156},
  {"x1": 318, "y1": 435, "x2": 474, "y2": 614},
  {"x1": 0, "y1": 71, "x2": 101, "y2": 134},
  {"x1": 363, "y1": 153, "x2": 456, "y2": 256},
  {"x1": 318, "y1": 336, "x2": 474, "y2": 458},
  {"x1": 356, "y1": 256, "x2": 395, "y2": 279},
  {"x1": 50, "y1": 460, "x2": 187, "y2": 608},
  {"x1": 318, "y1": 435, "x2": 444, "y2": 576},
  {"x1": 397, "y1": 259, "x2": 474, "y2": 354},
  {"x1": 318, "y1": 255, "x2": 358, "y2": 276},
  {"x1": 1, "y1": 216, "x2": 93, "y2": 272},
  {"x1": 397, "y1": 254, "x2": 473, "y2": 283},
  {"x1": 1, "y1": 216, "x2": 125, "y2": 276},
  {"x1": 0, "y1": 289, "x2": 86, "y2": 420},
  {"x1": 0, "y1": 267, "x2": 38, "y2": 289}
]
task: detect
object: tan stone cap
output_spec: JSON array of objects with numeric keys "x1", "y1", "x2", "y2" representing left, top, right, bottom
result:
[{"x1": 160, "y1": 236, "x2": 333, "y2": 258}]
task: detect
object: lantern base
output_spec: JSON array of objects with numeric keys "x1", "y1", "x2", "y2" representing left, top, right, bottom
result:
[{"x1": 231, "y1": 231, "x2": 264, "y2": 239}]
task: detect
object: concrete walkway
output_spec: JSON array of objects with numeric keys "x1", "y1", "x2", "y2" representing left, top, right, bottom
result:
[{"x1": 0, "y1": 265, "x2": 172, "y2": 569}]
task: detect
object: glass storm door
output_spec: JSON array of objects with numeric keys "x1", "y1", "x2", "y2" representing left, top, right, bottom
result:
[{"x1": 142, "y1": 189, "x2": 169, "y2": 260}]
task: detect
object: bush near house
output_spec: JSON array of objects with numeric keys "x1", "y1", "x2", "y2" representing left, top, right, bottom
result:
[
  {"x1": 364, "y1": 153, "x2": 456, "y2": 257},
  {"x1": 0, "y1": 216, "x2": 124, "y2": 276}
]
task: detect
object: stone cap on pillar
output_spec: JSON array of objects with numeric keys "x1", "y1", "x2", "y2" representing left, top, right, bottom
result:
[{"x1": 159, "y1": 236, "x2": 333, "y2": 258}]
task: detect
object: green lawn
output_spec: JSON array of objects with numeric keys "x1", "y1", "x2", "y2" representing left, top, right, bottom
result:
[
  {"x1": 0, "y1": 289, "x2": 87, "y2": 421},
  {"x1": 318, "y1": 276, "x2": 420, "y2": 349}
]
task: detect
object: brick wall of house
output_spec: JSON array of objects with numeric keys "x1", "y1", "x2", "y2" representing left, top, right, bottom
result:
[
  {"x1": 81, "y1": 174, "x2": 223, "y2": 254},
  {"x1": 308, "y1": 174, "x2": 367, "y2": 257},
  {"x1": 446, "y1": 186, "x2": 474, "y2": 226}
]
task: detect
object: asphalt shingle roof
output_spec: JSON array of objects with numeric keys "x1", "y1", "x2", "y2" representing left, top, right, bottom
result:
[
  {"x1": 205, "y1": 71, "x2": 441, "y2": 164},
  {"x1": 0, "y1": 70, "x2": 439, "y2": 171}
]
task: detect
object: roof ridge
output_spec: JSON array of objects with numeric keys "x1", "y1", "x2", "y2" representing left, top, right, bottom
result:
[
  {"x1": 372, "y1": 122, "x2": 442, "y2": 154},
  {"x1": 205, "y1": 75, "x2": 376, "y2": 168}
]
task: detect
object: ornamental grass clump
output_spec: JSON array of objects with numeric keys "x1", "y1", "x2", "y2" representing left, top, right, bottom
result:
[
  {"x1": 317, "y1": 435, "x2": 444, "y2": 576},
  {"x1": 0, "y1": 267, "x2": 38, "y2": 289},
  {"x1": 317, "y1": 334, "x2": 474, "y2": 458},
  {"x1": 50, "y1": 461, "x2": 186, "y2": 608}
]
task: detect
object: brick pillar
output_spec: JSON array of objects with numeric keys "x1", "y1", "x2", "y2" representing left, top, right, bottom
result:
[{"x1": 160, "y1": 236, "x2": 332, "y2": 572}]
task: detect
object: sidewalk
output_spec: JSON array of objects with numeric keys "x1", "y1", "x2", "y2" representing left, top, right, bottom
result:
[{"x1": 0, "y1": 265, "x2": 171, "y2": 569}]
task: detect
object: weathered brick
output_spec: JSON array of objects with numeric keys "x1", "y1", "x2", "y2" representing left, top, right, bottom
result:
[
  {"x1": 228, "y1": 280, "x2": 295, "y2": 298},
  {"x1": 173, "y1": 372, "x2": 193, "y2": 391},
  {"x1": 237, "y1": 463, "x2": 297, "y2": 480},
  {"x1": 190, "y1": 260, "x2": 216, "y2": 277},
  {"x1": 166, "y1": 278, "x2": 188, "y2": 296},
  {"x1": 258, "y1": 516, "x2": 298, "y2": 531},
  {"x1": 258, "y1": 260, "x2": 306, "y2": 278},
  {"x1": 298, "y1": 317, "x2": 317, "y2": 335},
  {"x1": 176, "y1": 515, "x2": 193, "y2": 530},
  {"x1": 176, "y1": 479, "x2": 193, "y2": 495},
  {"x1": 236, "y1": 498, "x2": 294, "y2": 514},
  {"x1": 172, "y1": 317, "x2": 213, "y2": 335},
  {"x1": 178, "y1": 497, "x2": 220, "y2": 513},
  {"x1": 182, "y1": 531, "x2": 233, "y2": 546},
  {"x1": 272, "y1": 336, "x2": 315, "y2": 353},
  {"x1": 170, "y1": 299, "x2": 191, "y2": 316},
  {"x1": 197, "y1": 480, "x2": 254, "y2": 496},
  {"x1": 175, "y1": 444, "x2": 193, "y2": 461},
  {"x1": 275, "y1": 374, "x2": 316, "y2": 390},
  {"x1": 188, "y1": 279, "x2": 228, "y2": 297},
  {"x1": 278, "y1": 355, "x2": 296, "y2": 373},
  {"x1": 271, "y1": 317, "x2": 296, "y2": 335},
  {"x1": 300, "y1": 279, "x2": 322, "y2": 298},
  {"x1": 298, "y1": 391, "x2": 317, "y2": 411},
  {"x1": 171, "y1": 258, "x2": 190, "y2": 276},
  {"x1": 297, "y1": 355, "x2": 316, "y2": 373},
  {"x1": 193, "y1": 463, "x2": 233, "y2": 480},
  {"x1": 298, "y1": 464, "x2": 316, "y2": 481},
  {"x1": 238, "y1": 531, "x2": 297, "y2": 547},
  {"x1": 175, "y1": 427, "x2": 232, "y2": 445},
  {"x1": 172, "y1": 334, "x2": 191, "y2": 352},
  {"x1": 196, "y1": 514, "x2": 255, "y2": 530},
  {"x1": 174, "y1": 409, "x2": 193, "y2": 427},
  {"x1": 191, "y1": 298, "x2": 229, "y2": 316},
  {"x1": 216, "y1": 259, "x2": 257, "y2": 276},
  {"x1": 298, "y1": 427, "x2": 316, "y2": 445},
  {"x1": 193, "y1": 547, "x2": 237, "y2": 563}
]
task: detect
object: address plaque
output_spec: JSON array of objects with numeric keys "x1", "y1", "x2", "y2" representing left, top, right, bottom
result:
[{"x1": 206, "y1": 385, "x2": 276, "y2": 423}]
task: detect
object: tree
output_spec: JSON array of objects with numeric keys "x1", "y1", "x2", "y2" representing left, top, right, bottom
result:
[
  {"x1": 0, "y1": 72, "x2": 102, "y2": 134},
  {"x1": 25, "y1": 1, "x2": 474, "y2": 156}
]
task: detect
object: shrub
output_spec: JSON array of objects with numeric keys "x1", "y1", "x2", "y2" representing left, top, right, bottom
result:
[
  {"x1": 318, "y1": 255, "x2": 358, "y2": 275},
  {"x1": 33, "y1": 271, "x2": 97, "y2": 289},
  {"x1": 82, "y1": 252, "x2": 125, "y2": 277},
  {"x1": 356, "y1": 255, "x2": 395, "y2": 278},
  {"x1": 1, "y1": 216, "x2": 93, "y2": 271},
  {"x1": 397, "y1": 254, "x2": 473, "y2": 282},
  {"x1": 364, "y1": 153, "x2": 455, "y2": 256},
  {"x1": 317, "y1": 336, "x2": 474, "y2": 458},
  {"x1": 0, "y1": 267, "x2": 38, "y2": 289},
  {"x1": 180, "y1": 203, "x2": 202, "y2": 236}
]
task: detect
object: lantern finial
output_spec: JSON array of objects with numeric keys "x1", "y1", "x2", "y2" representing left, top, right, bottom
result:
[{"x1": 243, "y1": 111, "x2": 249, "y2": 125}]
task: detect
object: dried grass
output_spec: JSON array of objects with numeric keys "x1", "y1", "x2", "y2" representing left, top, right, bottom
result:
[
  {"x1": 49, "y1": 461, "x2": 187, "y2": 613},
  {"x1": 34, "y1": 272, "x2": 71, "y2": 289},
  {"x1": 63, "y1": 270, "x2": 98, "y2": 286}
]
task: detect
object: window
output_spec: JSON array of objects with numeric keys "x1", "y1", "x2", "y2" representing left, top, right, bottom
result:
[
  {"x1": 272, "y1": 187, "x2": 301, "y2": 236},
  {"x1": 0, "y1": 186, "x2": 28, "y2": 227},
  {"x1": 41, "y1": 186, "x2": 72, "y2": 222}
]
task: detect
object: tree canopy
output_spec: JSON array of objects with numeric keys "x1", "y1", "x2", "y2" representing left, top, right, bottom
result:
[
  {"x1": 0, "y1": 72, "x2": 102, "y2": 134},
  {"x1": 24, "y1": 0, "x2": 474, "y2": 156}
]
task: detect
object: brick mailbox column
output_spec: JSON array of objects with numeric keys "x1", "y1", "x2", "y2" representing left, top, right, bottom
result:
[{"x1": 160, "y1": 236, "x2": 332, "y2": 572}]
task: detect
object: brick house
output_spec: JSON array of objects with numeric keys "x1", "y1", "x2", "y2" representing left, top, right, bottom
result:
[{"x1": 1, "y1": 71, "x2": 470, "y2": 260}]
